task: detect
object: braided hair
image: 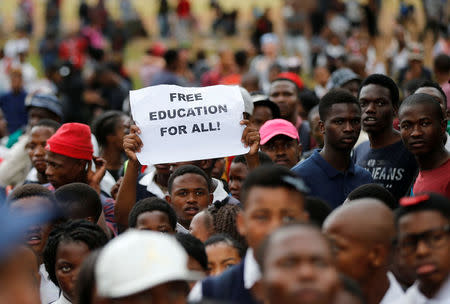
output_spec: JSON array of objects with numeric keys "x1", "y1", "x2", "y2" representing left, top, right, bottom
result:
[
  {"x1": 43, "y1": 220, "x2": 108, "y2": 287},
  {"x1": 207, "y1": 199, "x2": 246, "y2": 247}
]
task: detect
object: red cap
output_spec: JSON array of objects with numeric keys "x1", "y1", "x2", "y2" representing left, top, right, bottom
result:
[
  {"x1": 399, "y1": 194, "x2": 430, "y2": 207},
  {"x1": 260, "y1": 119, "x2": 299, "y2": 145},
  {"x1": 45, "y1": 123, "x2": 93, "y2": 160},
  {"x1": 276, "y1": 72, "x2": 304, "y2": 90}
]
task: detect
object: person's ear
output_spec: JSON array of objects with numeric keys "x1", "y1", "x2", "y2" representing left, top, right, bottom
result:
[
  {"x1": 319, "y1": 120, "x2": 325, "y2": 134},
  {"x1": 369, "y1": 244, "x2": 387, "y2": 268},
  {"x1": 165, "y1": 194, "x2": 172, "y2": 204},
  {"x1": 236, "y1": 211, "x2": 246, "y2": 237}
]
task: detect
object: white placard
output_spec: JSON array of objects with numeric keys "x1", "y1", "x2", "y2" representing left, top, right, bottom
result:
[{"x1": 130, "y1": 85, "x2": 249, "y2": 165}]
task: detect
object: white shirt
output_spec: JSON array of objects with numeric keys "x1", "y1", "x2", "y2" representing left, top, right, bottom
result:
[
  {"x1": 39, "y1": 264, "x2": 59, "y2": 304},
  {"x1": 51, "y1": 294, "x2": 71, "y2": 304},
  {"x1": 139, "y1": 165, "x2": 167, "y2": 199},
  {"x1": 380, "y1": 272, "x2": 404, "y2": 304},
  {"x1": 445, "y1": 133, "x2": 450, "y2": 152},
  {"x1": 188, "y1": 249, "x2": 261, "y2": 301},
  {"x1": 391, "y1": 275, "x2": 450, "y2": 304}
]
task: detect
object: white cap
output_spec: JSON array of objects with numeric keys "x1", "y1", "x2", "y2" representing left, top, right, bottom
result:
[
  {"x1": 239, "y1": 87, "x2": 254, "y2": 115},
  {"x1": 96, "y1": 230, "x2": 202, "y2": 298}
]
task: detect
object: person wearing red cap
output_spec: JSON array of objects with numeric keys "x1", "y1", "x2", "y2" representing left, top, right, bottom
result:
[
  {"x1": 259, "y1": 119, "x2": 302, "y2": 169},
  {"x1": 269, "y1": 73, "x2": 311, "y2": 152},
  {"x1": 44, "y1": 122, "x2": 116, "y2": 233}
]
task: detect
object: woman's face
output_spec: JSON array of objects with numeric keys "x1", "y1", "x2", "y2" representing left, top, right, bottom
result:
[
  {"x1": 55, "y1": 241, "x2": 91, "y2": 301},
  {"x1": 206, "y1": 242, "x2": 241, "y2": 276}
]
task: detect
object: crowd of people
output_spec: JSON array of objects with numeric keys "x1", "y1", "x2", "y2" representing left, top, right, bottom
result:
[{"x1": 0, "y1": 0, "x2": 449, "y2": 304}]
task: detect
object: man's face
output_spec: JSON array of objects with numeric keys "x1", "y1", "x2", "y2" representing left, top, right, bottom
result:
[
  {"x1": 359, "y1": 84, "x2": 394, "y2": 134},
  {"x1": 26, "y1": 127, "x2": 55, "y2": 174},
  {"x1": 323, "y1": 220, "x2": 373, "y2": 283},
  {"x1": 261, "y1": 135, "x2": 301, "y2": 168},
  {"x1": 11, "y1": 73, "x2": 23, "y2": 92},
  {"x1": 321, "y1": 103, "x2": 361, "y2": 151},
  {"x1": 308, "y1": 112, "x2": 323, "y2": 148},
  {"x1": 167, "y1": 173, "x2": 212, "y2": 228},
  {"x1": 229, "y1": 162, "x2": 248, "y2": 201},
  {"x1": 250, "y1": 106, "x2": 273, "y2": 130},
  {"x1": 237, "y1": 186, "x2": 307, "y2": 250},
  {"x1": 10, "y1": 197, "x2": 54, "y2": 262},
  {"x1": 399, "y1": 103, "x2": 446, "y2": 156},
  {"x1": 45, "y1": 151, "x2": 86, "y2": 189},
  {"x1": 341, "y1": 80, "x2": 360, "y2": 98},
  {"x1": 397, "y1": 211, "x2": 450, "y2": 295},
  {"x1": 262, "y1": 229, "x2": 339, "y2": 304},
  {"x1": 269, "y1": 81, "x2": 298, "y2": 121},
  {"x1": 415, "y1": 87, "x2": 448, "y2": 119}
]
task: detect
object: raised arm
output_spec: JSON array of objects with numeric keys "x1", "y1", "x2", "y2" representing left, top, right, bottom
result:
[{"x1": 114, "y1": 125, "x2": 143, "y2": 229}]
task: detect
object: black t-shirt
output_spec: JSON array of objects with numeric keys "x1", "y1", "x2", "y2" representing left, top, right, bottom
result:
[{"x1": 353, "y1": 140, "x2": 418, "y2": 202}]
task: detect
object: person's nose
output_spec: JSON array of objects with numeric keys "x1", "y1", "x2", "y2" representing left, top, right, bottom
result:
[
  {"x1": 343, "y1": 121, "x2": 354, "y2": 133},
  {"x1": 34, "y1": 145, "x2": 45, "y2": 157},
  {"x1": 365, "y1": 101, "x2": 376, "y2": 114},
  {"x1": 410, "y1": 125, "x2": 423, "y2": 137}
]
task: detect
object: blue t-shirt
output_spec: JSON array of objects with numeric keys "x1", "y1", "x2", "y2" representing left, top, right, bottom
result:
[
  {"x1": 0, "y1": 90, "x2": 28, "y2": 134},
  {"x1": 292, "y1": 150, "x2": 373, "y2": 209},
  {"x1": 353, "y1": 140, "x2": 418, "y2": 202}
]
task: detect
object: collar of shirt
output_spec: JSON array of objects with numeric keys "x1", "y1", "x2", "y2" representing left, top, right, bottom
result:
[
  {"x1": 140, "y1": 165, "x2": 167, "y2": 199},
  {"x1": 243, "y1": 248, "x2": 262, "y2": 290},
  {"x1": 176, "y1": 222, "x2": 189, "y2": 234},
  {"x1": 54, "y1": 293, "x2": 72, "y2": 304},
  {"x1": 403, "y1": 274, "x2": 450, "y2": 304},
  {"x1": 380, "y1": 272, "x2": 404, "y2": 304},
  {"x1": 311, "y1": 150, "x2": 356, "y2": 178}
]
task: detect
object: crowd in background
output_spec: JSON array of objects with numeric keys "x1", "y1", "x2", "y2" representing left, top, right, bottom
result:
[{"x1": 0, "y1": 0, "x2": 449, "y2": 304}]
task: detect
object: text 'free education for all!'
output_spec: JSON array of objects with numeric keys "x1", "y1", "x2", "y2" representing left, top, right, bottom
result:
[{"x1": 129, "y1": 84, "x2": 249, "y2": 165}]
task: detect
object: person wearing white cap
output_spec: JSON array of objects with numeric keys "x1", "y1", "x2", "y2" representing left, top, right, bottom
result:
[{"x1": 95, "y1": 230, "x2": 202, "y2": 304}]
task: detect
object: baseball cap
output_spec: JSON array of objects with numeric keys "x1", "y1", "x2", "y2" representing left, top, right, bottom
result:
[
  {"x1": 260, "y1": 119, "x2": 299, "y2": 145},
  {"x1": 327, "y1": 68, "x2": 360, "y2": 89},
  {"x1": 96, "y1": 230, "x2": 203, "y2": 299},
  {"x1": 26, "y1": 93, "x2": 64, "y2": 119}
]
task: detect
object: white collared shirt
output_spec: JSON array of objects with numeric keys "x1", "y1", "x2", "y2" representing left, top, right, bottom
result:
[
  {"x1": 139, "y1": 165, "x2": 167, "y2": 199},
  {"x1": 188, "y1": 249, "x2": 261, "y2": 301},
  {"x1": 51, "y1": 294, "x2": 71, "y2": 304},
  {"x1": 391, "y1": 275, "x2": 450, "y2": 304},
  {"x1": 40, "y1": 264, "x2": 59, "y2": 304},
  {"x1": 380, "y1": 272, "x2": 404, "y2": 304}
]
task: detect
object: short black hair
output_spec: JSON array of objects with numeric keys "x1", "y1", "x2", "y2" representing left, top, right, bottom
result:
[
  {"x1": 256, "y1": 222, "x2": 330, "y2": 271},
  {"x1": 164, "y1": 49, "x2": 179, "y2": 68},
  {"x1": 204, "y1": 233, "x2": 245, "y2": 258},
  {"x1": 232, "y1": 152, "x2": 273, "y2": 166},
  {"x1": 347, "y1": 183, "x2": 397, "y2": 210},
  {"x1": 399, "y1": 93, "x2": 445, "y2": 121},
  {"x1": 91, "y1": 110, "x2": 126, "y2": 147},
  {"x1": 43, "y1": 220, "x2": 108, "y2": 287},
  {"x1": 416, "y1": 80, "x2": 447, "y2": 108},
  {"x1": 168, "y1": 164, "x2": 212, "y2": 194},
  {"x1": 253, "y1": 99, "x2": 281, "y2": 119},
  {"x1": 54, "y1": 183, "x2": 102, "y2": 222},
  {"x1": 305, "y1": 196, "x2": 332, "y2": 227},
  {"x1": 339, "y1": 274, "x2": 366, "y2": 304},
  {"x1": 299, "y1": 89, "x2": 320, "y2": 115},
  {"x1": 75, "y1": 250, "x2": 101, "y2": 304},
  {"x1": 240, "y1": 165, "x2": 308, "y2": 206},
  {"x1": 208, "y1": 200, "x2": 246, "y2": 247},
  {"x1": 434, "y1": 54, "x2": 450, "y2": 74},
  {"x1": 33, "y1": 119, "x2": 61, "y2": 131},
  {"x1": 128, "y1": 197, "x2": 177, "y2": 230},
  {"x1": 8, "y1": 184, "x2": 56, "y2": 207},
  {"x1": 395, "y1": 192, "x2": 450, "y2": 225},
  {"x1": 319, "y1": 89, "x2": 360, "y2": 121},
  {"x1": 359, "y1": 74, "x2": 400, "y2": 109},
  {"x1": 175, "y1": 233, "x2": 208, "y2": 271}
]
